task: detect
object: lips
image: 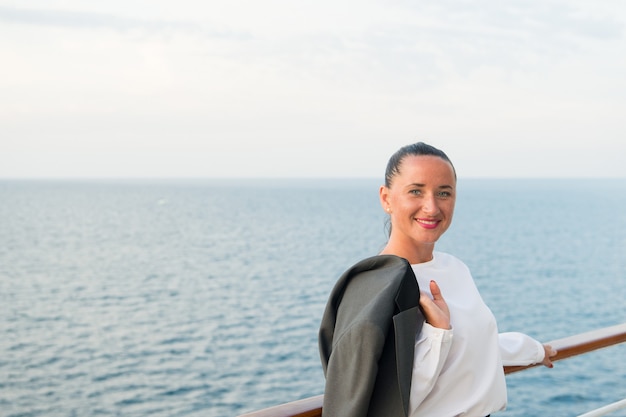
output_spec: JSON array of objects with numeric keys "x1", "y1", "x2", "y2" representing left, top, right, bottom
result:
[{"x1": 416, "y1": 218, "x2": 440, "y2": 229}]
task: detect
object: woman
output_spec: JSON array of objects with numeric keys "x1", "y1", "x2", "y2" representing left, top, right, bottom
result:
[{"x1": 319, "y1": 142, "x2": 556, "y2": 417}]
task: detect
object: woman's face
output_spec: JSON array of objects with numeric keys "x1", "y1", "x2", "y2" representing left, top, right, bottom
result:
[{"x1": 380, "y1": 155, "x2": 456, "y2": 248}]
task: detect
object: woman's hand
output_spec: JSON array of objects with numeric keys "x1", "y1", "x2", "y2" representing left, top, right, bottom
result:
[
  {"x1": 541, "y1": 344, "x2": 558, "y2": 368},
  {"x1": 419, "y1": 280, "x2": 451, "y2": 329}
]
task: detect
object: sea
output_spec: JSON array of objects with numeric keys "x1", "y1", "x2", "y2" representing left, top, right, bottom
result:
[{"x1": 1, "y1": 178, "x2": 625, "y2": 417}]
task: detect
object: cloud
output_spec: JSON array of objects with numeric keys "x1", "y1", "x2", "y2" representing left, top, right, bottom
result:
[
  {"x1": 0, "y1": 5, "x2": 251, "y2": 39},
  {"x1": 0, "y1": 0, "x2": 625, "y2": 178}
]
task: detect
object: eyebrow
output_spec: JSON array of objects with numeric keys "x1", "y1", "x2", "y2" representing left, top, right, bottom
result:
[{"x1": 407, "y1": 183, "x2": 454, "y2": 189}]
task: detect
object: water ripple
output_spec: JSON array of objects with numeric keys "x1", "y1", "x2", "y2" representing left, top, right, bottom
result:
[{"x1": 1, "y1": 180, "x2": 625, "y2": 417}]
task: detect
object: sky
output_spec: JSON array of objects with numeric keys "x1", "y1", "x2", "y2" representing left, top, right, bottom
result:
[{"x1": 1, "y1": 0, "x2": 625, "y2": 179}]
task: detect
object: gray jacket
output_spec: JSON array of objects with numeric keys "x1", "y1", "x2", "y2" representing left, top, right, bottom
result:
[{"x1": 319, "y1": 255, "x2": 424, "y2": 417}]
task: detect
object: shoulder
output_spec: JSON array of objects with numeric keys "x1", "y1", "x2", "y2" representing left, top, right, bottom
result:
[
  {"x1": 350, "y1": 254, "x2": 411, "y2": 272},
  {"x1": 433, "y1": 251, "x2": 471, "y2": 272},
  {"x1": 320, "y1": 255, "x2": 421, "y2": 367},
  {"x1": 342, "y1": 255, "x2": 419, "y2": 295},
  {"x1": 324, "y1": 254, "x2": 416, "y2": 323},
  {"x1": 330, "y1": 254, "x2": 419, "y2": 317},
  {"x1": 320, "y1": 255, "x2": 411, "y2": 361},
  {"x1": 321, "y1": 255, "x2": 416, "y2": 344}
]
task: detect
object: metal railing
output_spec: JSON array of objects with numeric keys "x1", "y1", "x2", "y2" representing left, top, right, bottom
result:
[
  {"x1": 238, "y1": 322, "x2": 626, "y2": 417},
  {"x1": 577, "y1": 398, "x2": 626, "y2": 417}
]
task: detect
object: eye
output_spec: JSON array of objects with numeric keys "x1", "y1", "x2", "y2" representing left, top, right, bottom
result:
[
  {"x1": 437, "y1": 191, "x2": 452, "y2": 198},
  {"x1": 409, "y1": 189, "x2": 422, "y2": 196}
]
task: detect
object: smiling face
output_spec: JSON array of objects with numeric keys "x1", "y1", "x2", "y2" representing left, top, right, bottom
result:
[{"x1": 379, "y1": 155, "x2": 456, "y2": 263}]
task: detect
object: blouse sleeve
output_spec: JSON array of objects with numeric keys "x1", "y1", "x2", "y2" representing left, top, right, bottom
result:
[
  {"x1": 498, "y1": 332, "x2": 545, "y2": 366},
  {"x1": 409, "y1": 323, "x2": 453, "y2": 410}
]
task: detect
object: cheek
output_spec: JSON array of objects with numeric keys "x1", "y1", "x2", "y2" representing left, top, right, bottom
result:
[
  {"x1": 389, "y1": 195, "x2": 406, "y2": 211},
  {"x1": 442, "y1": 205, "x2": 455, "y2": 225},
  {"x1": 395, "y1": 200, "x2": 416, "y2": 215}
]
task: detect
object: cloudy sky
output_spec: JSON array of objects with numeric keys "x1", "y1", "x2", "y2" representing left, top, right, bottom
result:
[{"x1": 1, "y1": 0, "x2": 625, "y2": 179}]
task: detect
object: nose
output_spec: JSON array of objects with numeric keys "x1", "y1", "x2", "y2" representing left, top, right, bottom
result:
[{"x1": 422, "y1": 194, "x2": 439, "y2": 216}]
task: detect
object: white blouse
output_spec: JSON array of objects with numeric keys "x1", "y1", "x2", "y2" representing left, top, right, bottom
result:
[{"x1": 409, "y1": 252, "x2": 545, "y2": 417}]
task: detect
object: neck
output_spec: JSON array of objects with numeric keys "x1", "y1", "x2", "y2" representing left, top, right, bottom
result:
[{"x1": 380, "y1": 242, "x2": 435, "y2": 264}]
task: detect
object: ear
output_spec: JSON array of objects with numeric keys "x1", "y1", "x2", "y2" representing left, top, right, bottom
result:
[{"x1": 379, "y1": 185, "x2": 391, "y2": 212}]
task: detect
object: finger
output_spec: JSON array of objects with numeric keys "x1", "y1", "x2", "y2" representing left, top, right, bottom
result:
[
  {"x1": 429, "y1": 280, "x2": 444, "y2": 300},
  {"x1": 419, "y1": 292, "x2": 439, "y2": 316},
  {"x1": 419, "y1": 291, "x2": 434, "y2": 309},
  {"x1": 542, "y1": 345, "x2": 556, "y2": 368},
  {"x1": 419, "y1": 292, "x2": 450, "y2": 329},
  {"x1": 545, "y1": 344, "x2": 558, "y2": 357}
]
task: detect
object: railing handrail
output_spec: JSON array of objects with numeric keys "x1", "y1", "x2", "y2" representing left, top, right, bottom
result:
[
  {"x1": 238, "y1": 322, "x2": 626, "y2": 417},
  {"x1": 503, "y1": 322, "x2": 626, "y2": 373},
  {"x1": 576, "y1": 398, "x2": 626, "y2": 417}
]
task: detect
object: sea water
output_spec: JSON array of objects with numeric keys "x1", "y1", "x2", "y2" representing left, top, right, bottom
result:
[{"x1": 0, "y1": 178, "x2": 624, "y2": 417}]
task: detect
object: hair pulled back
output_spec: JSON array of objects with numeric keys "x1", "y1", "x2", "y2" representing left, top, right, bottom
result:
[{"x1": 384, "y1": 142, "x2": 456, "y2": 187}]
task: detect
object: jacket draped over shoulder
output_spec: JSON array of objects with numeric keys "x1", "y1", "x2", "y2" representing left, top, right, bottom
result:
[{"x1": 319, "y1": 255, "x2": 424, "y2": 417}]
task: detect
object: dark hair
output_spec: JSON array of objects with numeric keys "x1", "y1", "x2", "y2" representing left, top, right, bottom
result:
[{"x1": 384, "y1": 142, "x2": 456, "y2": 187}]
